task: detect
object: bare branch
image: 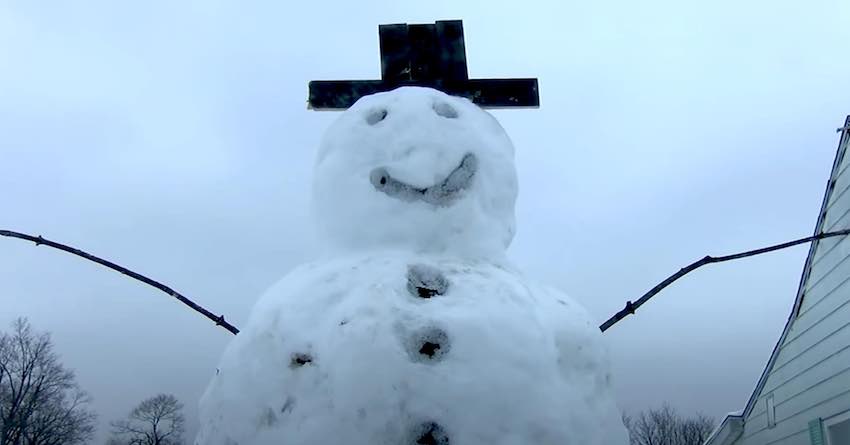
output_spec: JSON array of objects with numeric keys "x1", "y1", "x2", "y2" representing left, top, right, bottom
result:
[
  {"x1": 111, "y1": 393, "x2": 185, "y2": 445},
  {"x1": 623, "y1": 404, "x2": 715, "y2": 445},
  {"x1": 600, "y1": 229, "x2": 850, "y2": 332},
  {"x1": 0, "y1": 318, "x2": 96, "y2": 445},
  {"x1": 0, "y1": 229, "x2": 239, "y2": 335}
]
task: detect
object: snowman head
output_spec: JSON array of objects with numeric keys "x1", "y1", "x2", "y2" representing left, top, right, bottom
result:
[{"x1": 312, "y1": 86, "x2": 518, "y2": 257}]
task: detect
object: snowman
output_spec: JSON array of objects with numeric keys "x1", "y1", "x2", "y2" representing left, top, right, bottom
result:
[{"x1": 196, "y1": 86, "x2": 628, "y2": 445}]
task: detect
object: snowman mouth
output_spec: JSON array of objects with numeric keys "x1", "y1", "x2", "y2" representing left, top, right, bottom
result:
[{"x1": 370, "y1": 153, "x2": 477, "y2": 206}]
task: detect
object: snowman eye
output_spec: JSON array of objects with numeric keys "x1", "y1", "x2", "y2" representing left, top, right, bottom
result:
[
  {"x1": 433, "y1": 102, "x2": 458, "y2": 119},
  {"x1": 366, "y1": 108, "x2": 388, "y2": 125}
]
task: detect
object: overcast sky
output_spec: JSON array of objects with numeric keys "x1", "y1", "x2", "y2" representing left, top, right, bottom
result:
[{"x1": 2, "y1": 0, "x2": 850, "y2": 442}]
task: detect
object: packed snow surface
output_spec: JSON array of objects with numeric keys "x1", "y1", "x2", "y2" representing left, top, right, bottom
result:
[
  {"x1": 197, "y1": 253, "x2": 625, "y2": 445},
  {"x1": 197, "y1": 87, "x2": 628, "y2": 445}
]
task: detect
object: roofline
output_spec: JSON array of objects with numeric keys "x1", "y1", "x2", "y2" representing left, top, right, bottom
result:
[
  {"x1": 703, "y1": 413, "x2": 744, "y2": 445},
  {"x1": 739, "y1": 115, "x2": 850, "y2": 419}
]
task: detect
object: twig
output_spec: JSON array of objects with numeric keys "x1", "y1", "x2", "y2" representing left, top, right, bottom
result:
[
  {"x1": 6, "y1": 227, "x2": 847, "y2": 336},
  {"x1": 0, "y1": 230, "x2": 239, "y2": 335},
  {"x1": 599, "y1": 229, "x2": 850, "y2": 332}
]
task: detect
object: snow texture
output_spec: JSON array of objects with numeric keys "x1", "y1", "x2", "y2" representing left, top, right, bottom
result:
[{"x1": 196, "y1": 87, "x2": 628, "y2": 445}]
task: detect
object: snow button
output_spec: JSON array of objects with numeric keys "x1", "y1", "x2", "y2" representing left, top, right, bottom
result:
[
  {"x1": 289, "y1": 352, "x2": 313, "y2": 368},
  {"x1": 407, "y1": 264, "x2": 449, "y2": 299},
  {"x1": 413, "y1": 421, "x2": 449, "y2": 445},
  {"x1": 406, "y1": 327, "x2": 450, "y2": 363}
]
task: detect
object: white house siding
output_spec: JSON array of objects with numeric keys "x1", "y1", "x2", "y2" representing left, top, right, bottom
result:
[{"x1": 736, "y1": 127, "x2": 850, "y2": 445}]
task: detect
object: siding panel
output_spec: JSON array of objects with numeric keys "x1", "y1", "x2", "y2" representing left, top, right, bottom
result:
[
  {"x1": 806, "y1": 233, "x2": 850, "y2": 294},
  {"x1": 811, "y1": 209, "x2": 850, "y2": 266},
  {"x1": 743, "y1": 389, "x2": 850, "y2": 444},
  {"x1": 809, "y1": 141, "x2": 850, "y2": 266},
  {"x1": 823, "y1": 166, "x2": 850, "y2": 221},
  {"x1": 771, "y1": 315, "x2": 850, "y2": 372},
  {"x1": 791, "y1": 278, "x2": 850, "y2": 341},
  {"x1": 739, "y1": 127, "x2": 850, "y2": 445},
  {"x1": 749, "y1": 332, "x2": 850, "y2": 423},
  {"x1": 759, "y1": 344, "x2": 850, "y2": 407}
]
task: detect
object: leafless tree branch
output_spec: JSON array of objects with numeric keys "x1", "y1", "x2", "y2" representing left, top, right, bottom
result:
[
  {"x1": 0, "y1": 229, "x2": 239, "y2": 335},
  {"x1": 110, "y1": 393, "x2": 185, "y2": 445},
  {"x1": 7, "y1": 226, "x2": 846, "y2": 337},
  {"x1": 600, "y1": 229, "x2": 850, "y2": 332},
  {"x1": 0, "y1": 318, "x2": 96, "y2": 445},
  {"x1": 623, "y1": 404, "x2": 715, "y2": 445}
]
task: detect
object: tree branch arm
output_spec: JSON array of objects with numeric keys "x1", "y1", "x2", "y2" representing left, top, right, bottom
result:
[
  {"x1": 0, "y1": 230, "x2": 239, "y2": 335},
  {"x1": 599, "y1": 229, "x2": 850, "y2": 332}
]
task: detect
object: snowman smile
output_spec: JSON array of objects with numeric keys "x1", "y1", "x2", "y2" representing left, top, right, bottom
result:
[{"x1": 369, "y1": 153, "x2": 477, "y2": 206}]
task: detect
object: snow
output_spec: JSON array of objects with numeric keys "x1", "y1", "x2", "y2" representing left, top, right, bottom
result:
[{"x1": 196, "y1": 87, "x2": 628, "y2": 444}]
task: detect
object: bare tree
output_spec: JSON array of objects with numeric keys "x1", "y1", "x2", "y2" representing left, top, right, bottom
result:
[
  {"x1": 624, "y1": 404, "x2": 715, "y2": 445},
  {"x1": 0, "y1": 317, "x2": 97, "y2": 445},
  {"x1": 109, "y1": 394, "x2": 184, "y2": 445},
  {"x1": 678, "y1": 413, "x2": 715, "y2": 445}
]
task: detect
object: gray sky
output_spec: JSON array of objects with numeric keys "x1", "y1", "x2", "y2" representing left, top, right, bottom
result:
[{"x1": 2, "y1": 0, "x2": 849, "y2": 442}]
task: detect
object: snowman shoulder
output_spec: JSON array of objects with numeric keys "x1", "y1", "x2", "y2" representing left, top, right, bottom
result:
[
  {"x1": 534, "y1": 283, "x2": 596, "y2": 320},
  {"x1": 521, "y1": 280, "x2": 606, "y2": 343},
  {"x1": 243, "y1": 260, "x2": 347, "y2": 321}
]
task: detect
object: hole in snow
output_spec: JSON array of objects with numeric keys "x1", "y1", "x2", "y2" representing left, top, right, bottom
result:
[
  {"x1": 366, "y1": 108, "x2": 388, "y2": 125},
  {"x1": 417, "y1": 287, "x2": 436, "y2": 299},
  {"x1": 281, "y1": 396, "x2": 295, "y2": 414},
  {"x1": 433, "y1": 102, "x2": 458, "y2": 119},
  {"x1": 413, "y1": 421, "x2": 449, "y2": 445},
  {"x1": 257, "y1": 407, "x2": 278, "y2": 428},
  {"x1": 419, "y1": 342, "x2": 440, "y2": 357},
  {"x1": 406, "y1": 327, "x2": 450, "y2": 363},
  {"x1": 407, "y1": 264, "x2": 449, "y2": 299},
  {"x1": 290, "y1": 352, "x2": 313, "y2": 368}
]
